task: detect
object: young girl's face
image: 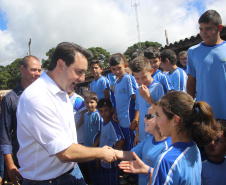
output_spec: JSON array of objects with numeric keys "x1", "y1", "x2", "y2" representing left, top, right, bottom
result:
[
  {"x1": 156, "y1": 105, "x2": 173, "y2": 137},
  {"x1": 204, "y1": 131, "x2": 226, "y2": 161},
  {"x1": 144, "y1": 107, "x2": 157, "y2": 134}
]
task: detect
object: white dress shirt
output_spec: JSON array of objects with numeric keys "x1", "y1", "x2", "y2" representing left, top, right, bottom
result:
[{"x1": 17, "y1": 72, "x2": 77, "y2": 180}]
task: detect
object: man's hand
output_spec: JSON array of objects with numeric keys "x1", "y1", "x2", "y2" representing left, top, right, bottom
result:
[
  {"x1": 6, "y1": 164, "x2": 22, "y2": 185},
  {"x1": 101, "y1": 146, "x2": 117, "y2": 163}
]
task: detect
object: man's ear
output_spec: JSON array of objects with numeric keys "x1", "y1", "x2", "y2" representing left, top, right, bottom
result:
[
  {"x1": 20, "y1": 65, "x2": 25, "y2": 74},
  {"x1": 56, "y1": 59, "x2": 65, "y2": 72}
]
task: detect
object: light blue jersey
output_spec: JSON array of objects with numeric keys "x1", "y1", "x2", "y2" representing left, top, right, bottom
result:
[
  {"x1": 99, "y1": 119, "x2": 124, "y2": 169},
  {"x1": 83, "y1": 110, "x2": 102, "y2": 147},
  {"x1": 135, "y1": 80, "x2": 164, "y2": 141},
  {"x1": 131, "y1": 135, "x2": 171, "y2": 185},
  {"x1": 187, "y1": 41, "x2": 226, "y2": 119},
  {"x1": 114, "y1": 73, "x2": 138, "y2": 128},
  {"x1": 181, "y1": 66, "x2": 187, "y2": 73},
  {"x1": 166, "y1": 67, "x2": 187, "y2": 92},
  {"x1": 90, "y1": 76, "x2": 110, "y2": 100},
  {"x1": 106, "y1": 72, "x2": 116, "y2": 86},
  {"x1": 152, "y1": 69, "x2": 174, "y2": 93},
  {"x1": 202, "y1": 157, "x2": 226, "y2": 185},
  {"x1": 152, "y1": 141, "x2": 201, "y2": 185}
]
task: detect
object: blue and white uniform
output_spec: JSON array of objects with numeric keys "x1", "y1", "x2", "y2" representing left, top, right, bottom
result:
[
  {"x1": 202, "y1": 157, "x2": 226, "y2": 185},
  {"x1": 83, "y1": 110, "x2": 102, "y2": 147},
  {"x1": 69, "y1": 93, "x2": 86, "y2": 144},
  {"x1": 152, "y1": 69, "x2": 174, "y2": 93},
  {"x1": 166, "y1": 67, "x2": 187, "y2": 92},
  {"x1": 181, "y1": 66, "x2": 187, "y2": 73},
  {"x1": 131, "y1": 135, "x2": 171, "y2": 185},
  {"x1": 152, "y1": 140, "x2": 201, "y2": 185},
  {"x1": 187, "y1": 41, "x2": 226, "y2": 120},
  {"x1": 106, "y1": 72, "x2": 116, "y2": 108},
  {"x1": 99, "y1": 119, "x2": 124, "y2": 185},
  {"x1": 90, "y1": 76, "x2": 110, "y2": 100},
  {"x1": 114, "y1": 73, "x2": 138, "y2": 151},
  {"x1": 135, "y1": 80, "x2": 164, "y2": 141}
]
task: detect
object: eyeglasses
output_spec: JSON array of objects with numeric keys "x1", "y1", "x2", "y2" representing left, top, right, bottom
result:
[{"x1": 145, "y1": 114, "x2": 157, "y2": 120}]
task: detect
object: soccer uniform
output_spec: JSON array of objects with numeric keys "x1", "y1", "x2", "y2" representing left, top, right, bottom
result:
[
  {"x1": 69, "y1": 93, "x2": 86, "y2": 144},
  {"x1": 106, "y1": 72, "x2": 116, "y2": 108},
  {"x1": 152, "y1": 69, "x2": 174, "y2": 93},
  {"x1": 135, "y1": 80, "x2": 164, "y2": 141},
  {"x1": 114, "y1": 73, "x2": 138, "y2": 150},
  {"x1": 131, "y1": 135, "x2": 171, "y2": 185},
  {"x1": 166, "y1": 67, "x2": 187, "y2": 92},
  {"x1": 181, "y1": 66, "x2": 187, "y2": 73},
  {"x1": 201, "y1": 157, "x2": 226, "y2": 185},
  {"x1": 83, "y1": 110, "x2": 102, "y2": 147},
  {"x1": 99, "y1": 119, "x2": 125, "y2": 185},
  {"x1": 152, "y1": 140, "x2": 201, "y2": 185},
  {"x1": 90, "y1": 76, "x2": 110, "y2": 100},
  {"x1": 187, "y1": 41, "x2": 226, "y2": 120}
]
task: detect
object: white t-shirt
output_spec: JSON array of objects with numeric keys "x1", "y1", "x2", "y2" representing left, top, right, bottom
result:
[{"x1": 17, "y1": 72, "x2": 77, "y2": 180}]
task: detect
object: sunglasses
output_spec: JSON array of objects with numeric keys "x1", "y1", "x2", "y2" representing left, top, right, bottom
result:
[{"x1": 145, "y1": 114, "x2": 157, "y2": 120}]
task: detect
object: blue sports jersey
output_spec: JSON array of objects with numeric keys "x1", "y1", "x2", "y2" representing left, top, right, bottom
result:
[
  {"x1": 90, "y1": 76, "x2": 110, "y2": 100},
  {"x1": 135, "y1": 80, "x2": 164, "y2": 141},
  {"x1": 83, "y1": 110, "x2": 102, "y2": 147},
  {"x1": 187, "y1": 41, "x2": 226, "y2": 119},
  {"x1": 131, "y1": 135, "x2": 171, "y2": 185},
  {"x1": 152, "y1": 140, "x2": 201, "y2": 185},
  {"x1": 166, "y1": 67, "x2": 187, "y2": 92},
  {"x1": 202, "y1": 157, "x2": 226, "y2": 185},
  {"x1": 181, "y1": 66, "x2": 187, "y2": 73},
  {"x1": 152, "y1": 70, "x2": 174, "y2": 93},
  {"x1": 99, "y1": 119, "x2": 124, "y2": 169},
  {"x1": 106, "y1": 72, "x2": 116, "y2": 86},
  {"x1": 114, "y1": 73, "x2": 138, "y2": 128}
]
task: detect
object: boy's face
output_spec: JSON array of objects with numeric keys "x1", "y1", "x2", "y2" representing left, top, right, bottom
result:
[
  {"x1": 144, "y1": 107, "x2": 157, "y2": 134},
  {"x1": 133, "y1": 69, "x2": 153, "y2": 86},
  {"x1": 110, "y1": 63, "x2": 126, "y2": 80},
  {"x1": 98, "y1": 106, "x2": 112, "y2": 123},
  {"x1": 90, "y1": 63, "x2": 103, "y2": 79},
  {"x1": 204, "y1": 131, "x2": 226, "y2": 161},
  {"x1": 149, "y1": 58, "x2": 161, "y2": 74},
  {"x1": 199, "y1": 22, "x2": 221, "y2": 45},
  {"x1": 179, "y1": 54, "x2": 187, "y2": 67},
  {"x1": 84, "y1": 98, "x2": 97, "y2": 113}
]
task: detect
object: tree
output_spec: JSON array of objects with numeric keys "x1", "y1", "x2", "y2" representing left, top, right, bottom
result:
[
  {"x1": 41, "y1": 47, "x2": 56, "y2": 69},
  {"x1": 87, "y1": 47, "x2": 111, "y2": 68},
  {"x1": 124, "y1": 41, "x2": 162, "y2": 59}
]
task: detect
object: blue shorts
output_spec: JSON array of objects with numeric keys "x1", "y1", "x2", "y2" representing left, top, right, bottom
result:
[{"x1": 120, "y1": 127, "x2": 135, "y2": 151}]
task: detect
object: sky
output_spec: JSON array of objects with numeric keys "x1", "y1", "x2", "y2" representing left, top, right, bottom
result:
[{"x1": 0, "y1": 0, "x2": 225, "y2": 66}]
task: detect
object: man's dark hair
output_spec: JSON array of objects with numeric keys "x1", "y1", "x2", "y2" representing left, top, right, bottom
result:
[
  {"x1": 199, "y1": 10, "x2": 222, "y2": 26},
  {"x1": 21, "y1": 55, "x2": 39, "y2": 68},
  {"x1": 90, "y1": 60, "x2": 103, "y2": 69},
  {"x1": 109, "y1": 53, "x2": 127, "y2": 66},
  {"x1": 160, "y1": 49, "x2": 177, "y2": 65},
  {"x1": 83, "y1": 91, "x2": 98, "y2": 102},
  {"x1": 97, "y1": 98, "x2": 112, "y2": 109},
  {"x1": 144, "y1": 47, "x2": 160, "y2": 59},
  {"x1": 48, "y1": 42, "x2": 92, "y2": 71}
]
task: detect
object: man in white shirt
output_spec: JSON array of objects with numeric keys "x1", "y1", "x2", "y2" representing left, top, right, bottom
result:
[{"x1": 16, "y1": 42, "x2": 116, "y2": 185}]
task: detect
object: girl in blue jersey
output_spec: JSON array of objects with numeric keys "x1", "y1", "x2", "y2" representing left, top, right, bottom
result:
[{"x1": 119, "y1": 91, "x2": 219, "y2": 185}]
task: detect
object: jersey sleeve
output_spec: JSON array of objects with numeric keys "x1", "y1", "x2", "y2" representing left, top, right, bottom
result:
[
  {"x1": 110, "y1": 121, "x2": 125, "y2": 144},
  {"x1": 127, "y1": 75, "x2": 138, "y2": 97},
  {"x1": 73, "y1": 97, "x2": 86, "y2": 112},
  {"x1": 187, "y1": 48, "x2": 196, "y2": 78}
]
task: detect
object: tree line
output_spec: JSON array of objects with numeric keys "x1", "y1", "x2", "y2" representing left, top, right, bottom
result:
[{"x1": 0, "y1": 41, "x2": 161, "y2": 90}]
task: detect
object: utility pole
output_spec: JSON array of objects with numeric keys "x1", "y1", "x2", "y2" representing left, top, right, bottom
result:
[
  {"x1": 28, "y1": 38, "x2": 31, "y2": 55},
  {"x1": 165, "y1": 30, "x2": 169, "y2": 45},
  {"x1": 131, "y1": 0, "x2": 142, "y2": 54}
]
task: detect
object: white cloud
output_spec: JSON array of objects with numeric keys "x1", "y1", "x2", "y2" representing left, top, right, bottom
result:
[{"x1": 0, "y1": 0, "x2": 225, "y2": 66}]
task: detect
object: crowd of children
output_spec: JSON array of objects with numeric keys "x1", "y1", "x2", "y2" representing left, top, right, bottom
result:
[{"x1": 66, "y1": 9, "x2": 226, "y2": 185}]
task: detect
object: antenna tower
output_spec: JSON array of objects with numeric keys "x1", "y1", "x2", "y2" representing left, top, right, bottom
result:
[{"x1": 131, "y1": 0, "x2": 142, "y2": 53}]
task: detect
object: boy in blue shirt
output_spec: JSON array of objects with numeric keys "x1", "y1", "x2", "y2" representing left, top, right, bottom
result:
[
  {"x1": 97, "y1": 98, "x2": 125, "y2": 185},
  {"x1": 144, "y1": 47, "x2": 174, "y2": 93},
  {"x1": 83, "y1": 92, "x2": 103, "y2": 185},
  {"x1": 160, "y1": 49, "x2": 187, "y2": 92},
  {"x1": 202, "y1": 121, "x2": 226, "y2": 185},
  {"x1": 109, "y1": 53, "x2": 138, "y2": 151},
  {"x1": 178, "y1": 50, "x2": 187, "y2": 73},
  {"x1": 129, "y1": 56, "x2": 165, "y2": 143},
  {"x1": 90, "y1": 60, "x2": 110, "y2": 100},
  {"x1": 187, "y1": 10, "x2": 226, "y2": 121}
]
